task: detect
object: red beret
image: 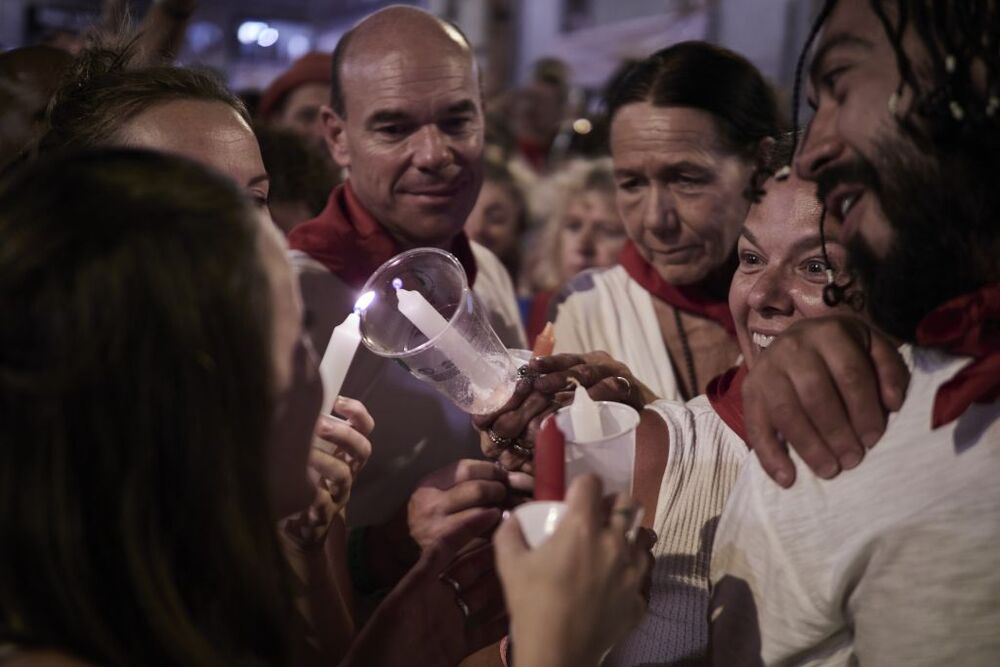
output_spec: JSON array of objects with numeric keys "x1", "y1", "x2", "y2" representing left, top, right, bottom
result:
[{"x1": 258, "y1": 51, "x2": 332, "y2": 120}]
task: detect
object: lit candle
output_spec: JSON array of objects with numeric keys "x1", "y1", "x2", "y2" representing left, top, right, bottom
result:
[
  {"x1": 570, "y1": 380, "x2": 603, "y2": 442},
  {"x1": 534, "y1": 416, "x2": 565, "y2": 501},
  {"x1": 319, "y1": 311, "x2": 361, "y2": 413},
  {"x1": 532, "y1": 322, "x2": 555, "y2": 357},
  {"x1": 395, "y1": 285, "x2": 502, "y2": 391}
]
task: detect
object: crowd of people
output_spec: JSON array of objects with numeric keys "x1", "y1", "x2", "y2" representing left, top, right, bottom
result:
[{"x1": 0, "y1": 1, "x2": 997, "y2": 666}]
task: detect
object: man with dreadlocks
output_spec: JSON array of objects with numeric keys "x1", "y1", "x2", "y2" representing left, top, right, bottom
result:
[{"x1": 709, "y1": 1, "x2": 1000, "y2": 664}]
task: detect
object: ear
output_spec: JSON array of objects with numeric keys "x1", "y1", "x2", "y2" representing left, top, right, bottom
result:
[{"x1": 321, "y1": 105, "x2": 351, "y2": 169}]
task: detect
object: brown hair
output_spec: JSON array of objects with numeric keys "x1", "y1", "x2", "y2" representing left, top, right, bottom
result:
[
  {"x1": 0, "y1": 148, "x2": 294, "y2": 666},
  {"x1": 39, "y1": 39, "x2": 248, "y2": 153}
]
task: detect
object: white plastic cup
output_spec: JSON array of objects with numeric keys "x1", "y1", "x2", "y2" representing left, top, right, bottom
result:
[
  {"x1": 553, "y1": 401, "x2": 639, "y2": 497},
  {"x1": 511, "y1": 500, "x2": 568, "y2": 548}
]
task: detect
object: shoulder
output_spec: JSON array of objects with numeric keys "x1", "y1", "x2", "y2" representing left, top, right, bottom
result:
[
  {"x1": 551, "y1": 266, "x2": 625, "y2": 311},
  {"x1": 470, "y1": 241, "x2": 516, "y2": 296}
]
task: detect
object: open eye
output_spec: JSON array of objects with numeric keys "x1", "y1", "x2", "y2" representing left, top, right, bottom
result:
[{"x1": 739, "y1": 250, "x2": 764, "y2": 268}]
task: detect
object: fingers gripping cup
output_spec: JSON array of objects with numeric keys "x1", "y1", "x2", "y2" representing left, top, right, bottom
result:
[{"x1": 357, "y1": 248, "x2": 519, "y2": 415}]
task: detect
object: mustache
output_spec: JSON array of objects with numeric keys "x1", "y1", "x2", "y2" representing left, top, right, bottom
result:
[{"x1": 815, "y1": 158, "x2": 882, "y2": 203}]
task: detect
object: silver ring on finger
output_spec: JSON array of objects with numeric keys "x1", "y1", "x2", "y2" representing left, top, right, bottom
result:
[
  {"x1": 614, "y1": 375, "x2": 632, "y2": 397},
  {"x1": 455, "y1": 594, "x2": 471, "y2": 619},
  {"x1": 439, "y1": 573, "x2": 463, "y2": 595},
  {"x1": 510, "y1": 441, "x2": 533, "y2": 459}
]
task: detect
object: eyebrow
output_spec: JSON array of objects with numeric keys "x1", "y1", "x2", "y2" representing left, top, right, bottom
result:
[
  {"x1": 247, "y1": 174, "x2": 269, "y2": 188},
  {"x1": 741, "y1": 227, "x2": 831, "y2": 257},
  {"x1": 365, "y1": 99, "x2": 478, "y2": 128},
  {"x1": 808, "y1": 33, "x2": 875, "y2": 84}
]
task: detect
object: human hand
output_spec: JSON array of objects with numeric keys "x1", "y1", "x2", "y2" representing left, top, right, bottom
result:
[
  {"x1": 408, "y1": 459, "x2": 533, "y2": 551},
  {"x1": 343, "y1": 511, "x2": 508, "y2": 667},
  {"x1": 279, "y1": 397, "x2": 373, "y2": 550},
  {"x1": 494, "y1": 476, "x2": 652, "y2": 667},
  {"x1": 474, "y1": 352, "x2": 656, "y2": 472},
  {"x1": 743, "y1": 316, "x2": 909, "y2": 487}
]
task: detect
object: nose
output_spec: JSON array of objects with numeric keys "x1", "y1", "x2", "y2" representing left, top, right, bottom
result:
[
  {"x1": 796, "y1": 104, "x2": 845, "y2": 182},
  {"x1": 411, "y1": 125, "x2": 452, "y2": 172},
  {"x1": 746, "y1": 266, "x2": 794, "y2": 317},
  {"x1": 643, "y1": 185, "x2": 678, "y2": 234}
]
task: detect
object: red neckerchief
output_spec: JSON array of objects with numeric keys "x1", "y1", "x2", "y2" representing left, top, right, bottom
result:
[
  {"x1": 914, "y1": 283, "x2": 1000, "y2": 429},
  {"x1": 618, "y1": 240, "x2": 737, "y2": 338},
  {"x1": 287, "y1": 181, "x2": 478, "y2": 289},
  {"x1": 706, "y1": 364, "x2": 749, "y2": 444}
]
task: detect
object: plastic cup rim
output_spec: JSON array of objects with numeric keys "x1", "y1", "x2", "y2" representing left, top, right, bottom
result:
[
  {"x1": 555, "y1": 400, "x2": 641, "y2": 443},
  {"x1": 358, "y1": 247, "x2": 473, "y2": 360}
]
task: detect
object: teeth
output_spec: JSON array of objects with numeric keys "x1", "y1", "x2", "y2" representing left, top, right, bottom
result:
[
  {"x1": 841, "y1": 194, "x2": 857, "y2": 218},
  {"x1": 752, "y1": 332, "x2": 775, "y2": 349}
]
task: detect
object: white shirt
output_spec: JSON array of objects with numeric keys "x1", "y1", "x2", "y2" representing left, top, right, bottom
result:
[
  {"x1": 710, "y1": 346, "x2": 1000, "y2": 666},
  {"x1": 552, "y1": 266, "x2": 683, "y2": 401},
  {"x1": 293, "y1": 241, "x2": 525, "y2": 527},
  {"x1": 605, "y1": 395, "x2": 748, "y2": 666}
]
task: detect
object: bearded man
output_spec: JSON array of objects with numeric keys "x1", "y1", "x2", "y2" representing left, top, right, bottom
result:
[{"x1": 710, "y1": 1, "x2": 1000, "y2": 664}]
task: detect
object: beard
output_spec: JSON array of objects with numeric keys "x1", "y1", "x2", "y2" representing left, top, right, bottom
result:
[{"x1": 831, "y1": 132, "x2": 999, "y2": 342}]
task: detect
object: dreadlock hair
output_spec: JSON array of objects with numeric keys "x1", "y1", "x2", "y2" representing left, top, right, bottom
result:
[
  {"x1": 792, "y1": 0, "x2": 1000, "y2": 150},
  {"x1": 790, "y1": 0, "x2": 1000, "y2": 306}
]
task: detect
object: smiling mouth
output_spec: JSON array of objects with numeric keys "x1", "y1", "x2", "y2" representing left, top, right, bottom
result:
[{"x1": 752, "y1": 332, "x2": 776, "y2": 350}]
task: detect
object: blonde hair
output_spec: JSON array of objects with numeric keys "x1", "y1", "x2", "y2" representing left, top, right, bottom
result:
[{"x1": 521, "y1": 157, "x2": 616, "y2": 294}]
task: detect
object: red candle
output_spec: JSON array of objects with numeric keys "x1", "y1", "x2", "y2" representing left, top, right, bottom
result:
[{"x1": 534, "y1": 416, "x2": 565, "y2": 501}]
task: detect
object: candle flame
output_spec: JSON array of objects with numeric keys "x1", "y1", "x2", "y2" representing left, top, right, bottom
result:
[
  {"x1": 391, "y1": 277, "x2": 403, "y2": 290},
  {"x1": 354, "y1": 290, "x2": 376, "y2": 313}
]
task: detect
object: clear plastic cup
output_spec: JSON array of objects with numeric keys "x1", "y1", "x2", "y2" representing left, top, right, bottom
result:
[
  {"x1": 357, "y1": 248, "x2": 519, "y2": 415},
  {"x1": 511, "y1": 500, "x2": 568, "y2": 548},
  {"x1": 553, "y1": 401, "x2": 640, "y2": 497}
]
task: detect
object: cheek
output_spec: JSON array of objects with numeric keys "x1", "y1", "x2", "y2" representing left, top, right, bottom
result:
[
  {"x1": 728, "y1": 276, "x2": 756, "y2": 360},
  {"x1": 789, "y1": 283, "x2": 831, "y2": 319},
  {"x1": 616, "y1": 195, "x2": 644, "y2": 240}
]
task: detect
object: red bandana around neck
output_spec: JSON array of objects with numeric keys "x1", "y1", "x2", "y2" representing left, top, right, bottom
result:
[
  {"x1": 287, "y1": 181, "x2": 478, "y2": 290},
  {"x1": 618, "y1": 240, "x2": 736, "y2": 338},
  {"x1": 706, "y1": 364, "x2": 749, "y2": 444},
  {"x1": 914, "y1": 283, "x2": 1000, "y2": 429}
]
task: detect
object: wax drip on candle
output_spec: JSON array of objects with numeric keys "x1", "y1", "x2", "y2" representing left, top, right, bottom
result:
[{"x1": 568, "y1": 377, "x2": 603, "y2": 442}]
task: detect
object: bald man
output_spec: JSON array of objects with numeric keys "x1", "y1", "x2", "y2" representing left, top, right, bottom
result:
[{"x1": 287, "y1": 4, "x2": 525, "y2": 595}]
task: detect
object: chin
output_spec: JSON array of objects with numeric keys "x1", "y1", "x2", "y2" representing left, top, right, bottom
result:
[{"x1": 653, "y1": 262, "x2": 711, "y2": 286}]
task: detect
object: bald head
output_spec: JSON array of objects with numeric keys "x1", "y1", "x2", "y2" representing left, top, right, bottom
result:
[{"x1": 331, "y1": 5, "x2": 475, "y2": 118}]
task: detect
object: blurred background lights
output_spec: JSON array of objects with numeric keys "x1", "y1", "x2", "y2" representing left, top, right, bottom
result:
[
  {"x1": 256, "y1": 27, "x2": 280, "y2": 47},
  {"x1": 236, "y1": 20, "x2": 268, "y2": 45},
  {"x1": 572, "y1": 118, "x2": 593, "y2": 135}
]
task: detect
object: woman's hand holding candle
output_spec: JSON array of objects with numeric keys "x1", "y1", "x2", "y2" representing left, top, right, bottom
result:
[{"x1": 279, "y1": 397, "x2": 374, "y2": 550}]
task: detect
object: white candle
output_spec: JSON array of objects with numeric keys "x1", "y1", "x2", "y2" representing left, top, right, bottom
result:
[
  {"x1": 570, "y1": 382, "x2": 604, "y2": 442},
  {"x1": 395, "y1": 286, "x2": 501, "y2": 391},
  {"x1": 319, "y1": 311, "x2": 361, "y2": 413}
]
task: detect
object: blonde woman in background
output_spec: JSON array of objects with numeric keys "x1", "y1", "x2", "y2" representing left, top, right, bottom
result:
[{"x1": 522, "y1": 157, "x2": 627, "y2": 344}]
